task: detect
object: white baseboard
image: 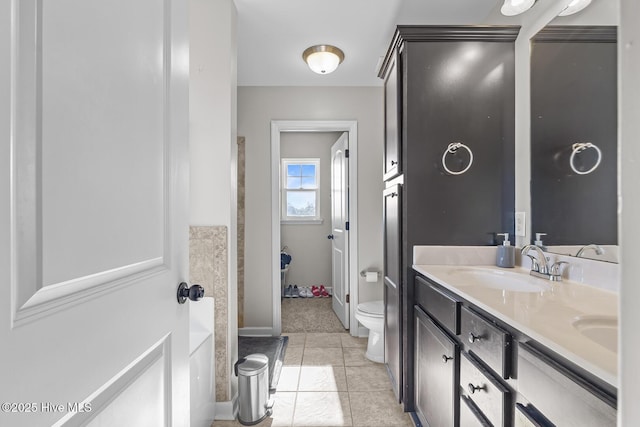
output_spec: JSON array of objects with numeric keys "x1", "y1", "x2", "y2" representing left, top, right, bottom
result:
[
  {"x1": 214, "y1": 394, "x2": 238, "y2": 421},
  {"x1": 238, "y1": 326, "x2": 275, "y2": 337},
  {"x1": 356, "y1": 326, "x2": 369, "y2": 338}
]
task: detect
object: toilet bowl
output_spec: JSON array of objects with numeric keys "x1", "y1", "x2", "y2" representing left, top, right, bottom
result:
[{"x1": 355, "y1": 300, "x2": 384, "y2": 363}]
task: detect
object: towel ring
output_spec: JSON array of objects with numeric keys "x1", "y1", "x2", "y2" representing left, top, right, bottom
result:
[
  {"x1": 442, "y1": 142, "x2": 473, "y2": 175},
  {"x1": 570, "y1": 142, "x2": 602, "y2": 175}
]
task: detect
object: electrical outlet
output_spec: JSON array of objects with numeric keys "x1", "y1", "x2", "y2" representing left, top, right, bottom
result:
[{"x1": 515, "y1": 212, "x2": 526, "y2": 237}]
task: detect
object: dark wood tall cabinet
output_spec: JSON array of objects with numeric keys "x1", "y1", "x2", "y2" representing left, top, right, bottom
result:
[{"x1": 379, "y1": 26, "x2": 519, "y2": 412}]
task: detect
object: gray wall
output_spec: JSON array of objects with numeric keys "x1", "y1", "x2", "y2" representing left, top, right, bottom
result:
[
  {"x1": 238, "y1": 86, "x2": 384, "y2": 328},
  {"x1": 280, "y1": 132, "x2": 341, "y2": 288}
]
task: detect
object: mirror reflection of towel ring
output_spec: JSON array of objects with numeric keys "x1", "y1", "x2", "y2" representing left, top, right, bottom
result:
[
  {"x1": 570, "y1": 142, "x2": 602, "y2": 175},
  {"x1": 442, "y1": 142, "x2": 473, "y2": 175}
]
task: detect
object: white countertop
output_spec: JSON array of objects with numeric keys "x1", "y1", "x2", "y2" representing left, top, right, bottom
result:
[{"x1": 413, "y1": 264, "x2": 618, "y2": 387}]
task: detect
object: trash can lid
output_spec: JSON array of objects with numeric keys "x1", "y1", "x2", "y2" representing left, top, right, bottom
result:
[{"x1": 236, "y1": 353, "x2": 269, "y2": 376}]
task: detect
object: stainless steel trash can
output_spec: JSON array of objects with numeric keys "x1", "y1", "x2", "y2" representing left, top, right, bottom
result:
[{"x1": 234, "y1": 353, "x2": 273, "y2": 425}]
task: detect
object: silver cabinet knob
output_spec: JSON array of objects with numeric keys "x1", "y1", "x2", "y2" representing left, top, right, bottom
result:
[{"x1": 468, "y1": 333, "x2": 482, "y2": 344}]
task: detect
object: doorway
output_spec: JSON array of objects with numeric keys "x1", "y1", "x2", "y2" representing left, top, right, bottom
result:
[{"x1": 270, "y1": 121, "x2": 359, "y2": 336}]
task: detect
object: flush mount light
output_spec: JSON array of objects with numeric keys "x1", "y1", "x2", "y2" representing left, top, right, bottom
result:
[
  {"x1": 302, "y1": 45, "x2": 345, "y2": 75},
  {"x1": 558, "y1": 0, "x2": 592, "y2": 16},
  {"x1": 500, "y1": 0, "x2": 536, "y2": 16}
]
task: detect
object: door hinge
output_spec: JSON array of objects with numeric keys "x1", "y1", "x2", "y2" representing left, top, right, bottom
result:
[
  {"x1": 346, "y1": 294, "x2": 350, "y2": 303},
  {"x1": 345, "y1": 221, "x2": 350, "y2": 230},
  {"x1": 345, "y1": 149, "x2": 349, "y2": 158}
]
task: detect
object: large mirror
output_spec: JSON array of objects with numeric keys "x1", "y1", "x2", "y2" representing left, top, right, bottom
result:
[{"x1": 529, "y1": 2, "x2": 619, "y2": 263}]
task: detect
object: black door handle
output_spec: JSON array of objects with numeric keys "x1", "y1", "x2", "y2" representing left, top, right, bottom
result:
[
  {"x1": 327, "y1": 234, "x2": 334, "y2": 240},
  {"x1": 177, "y1": 282, "x2": 205, "y2": 304}
]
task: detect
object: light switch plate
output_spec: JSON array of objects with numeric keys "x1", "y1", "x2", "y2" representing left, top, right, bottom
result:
[{"x1": 515, "y1": 212, "x2": 526, "y2": 236}]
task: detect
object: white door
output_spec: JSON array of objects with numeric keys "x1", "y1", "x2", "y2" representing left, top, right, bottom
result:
[
  {"x1": 330, "y1": 133, "x2": 349, "y2": 329},
  {"x1": 0, "y1": 1, "x2": 190, "y2": 426}
]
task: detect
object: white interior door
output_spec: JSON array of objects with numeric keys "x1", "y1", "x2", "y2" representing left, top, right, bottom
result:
[
  {"x1": 0, "y1": 1, "x2": 190, "y2": 426},
  {"x1": 330, "y1": 133, "x2": 349, "y2": 329}
]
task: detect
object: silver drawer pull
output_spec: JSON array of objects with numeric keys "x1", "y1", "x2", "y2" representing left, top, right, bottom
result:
[
  {"x1": 468, "y1": 383, "x2": 486, "y2": 395},
  {"x1": 442, "y1": 355, "x2": 453, "y2": 364},
  {"x1": 468, "y1": 332, "x2": 482, "y2": 343}
]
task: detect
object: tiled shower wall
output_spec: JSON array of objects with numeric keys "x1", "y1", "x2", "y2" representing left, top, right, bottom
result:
[
  {"x1": 237, "y1": 137, "x2": 245, "y2": 328},
  {"x1": 189, "y1": 225, "x2": 229, "y2": 401}
]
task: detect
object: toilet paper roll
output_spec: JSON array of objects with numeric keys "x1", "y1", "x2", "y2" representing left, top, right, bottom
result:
[{"x1": 365, "y1": 271, "x2": 378, "y2": 282}]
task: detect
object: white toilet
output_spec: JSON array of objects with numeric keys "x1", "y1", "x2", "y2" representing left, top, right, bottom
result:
[{"x1": 355, "y1": 300, "x2": 384, "y2": 363}]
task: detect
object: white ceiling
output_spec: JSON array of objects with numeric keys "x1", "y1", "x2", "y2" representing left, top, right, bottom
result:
[{"x1": 235, "y1": 0, "x2": 503, "y2": 87}]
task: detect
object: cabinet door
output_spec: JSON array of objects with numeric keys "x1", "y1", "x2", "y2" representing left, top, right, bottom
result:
[
  {"x1": 383, "y1": 184, "x2": 402, "y2": 401},
  {"x1": 415, "y1": 306, "x2": 459, "y2": 427},
  {"x1": 383, "y1": 53, "x2": 401, "y2": 181}
]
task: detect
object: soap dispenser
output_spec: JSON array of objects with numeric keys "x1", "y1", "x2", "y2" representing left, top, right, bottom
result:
[{"x1": 496, "y1": 233, "x2": 515, "y2": 268}]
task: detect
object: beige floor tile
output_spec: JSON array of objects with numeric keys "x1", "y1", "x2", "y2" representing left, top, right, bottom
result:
[
  {"x1": 212, "y1": 392, "x2": 297, "y2": 427},
  {"x1": 293, "y1": 392, "x2": 352, "y2": 426},
  {"x1": 211, "y1": 420, "x2": 242, "y2": 427},
  {"x1": 281, "y1": 299, "x2": 345, "y2": 333},
  {"x1": 302, "y1": 347, "x2": 344, "y2": 366},
  {"x1": 343, "y1": 347, "x2": 378, "y2": 367},
  {"x1": 349, "y1": 390, "x2": 413, "y2": 426},
  {"x1": 345, "y1": 365, "x2": 392, "y2": 392},
  {"x1": 269, "y1": 391, "x2": 297, "y2": 427},
  {"x1": 305, "y1": 333, "x2": 344, "y2": 348},
  {"x1": 285, "y1": 333, "x2": 307, "y2": 348},
  {"x1": 284, "y1": 346, "x2": 304, "y2": 366},
  {"x1": 277, "y1": 366, "x2": 301, "y2": 392},
  {"x1": 340, "y1": 334, "x2": 368, "y2": 348},
  {"x1": 298, "y1": 366, "x2": 347, "y2": 392}
]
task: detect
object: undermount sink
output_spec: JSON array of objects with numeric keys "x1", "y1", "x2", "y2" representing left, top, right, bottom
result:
[
  {"x1": 446, "y1": 267, "x2": 552, "y2": 293},
  {"x1": 572, "y1": 315, "x2": 618, "y2": 353}
]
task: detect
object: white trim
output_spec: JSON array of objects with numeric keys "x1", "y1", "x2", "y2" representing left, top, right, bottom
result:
[
  {"x1": 214, "y1": 394, "x2": 238, "y2": 421},
  {"x1": 281, "y1": 219, "x2": 324, "y2": 225},
  {"x1": 271, "y1": 120, "x2": 359, "y2": 337},
  {"x1": 238, "y1": 326, "x2": 275, "y2": 337}
]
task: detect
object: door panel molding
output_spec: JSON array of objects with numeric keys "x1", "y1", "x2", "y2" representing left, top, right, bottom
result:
[
  {"x1": 54, "y1": 335, "x2": 172, "y2": 427},
  {"x1": 10, "y1": 0, "x2": 173, "y2": 327}
]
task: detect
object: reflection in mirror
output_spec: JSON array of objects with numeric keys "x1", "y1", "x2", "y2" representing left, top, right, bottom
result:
[{"x1": 530, "y1": 24, "x2": 618, "y2": 263}]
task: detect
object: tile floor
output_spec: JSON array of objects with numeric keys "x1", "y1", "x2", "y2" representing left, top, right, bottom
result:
[
  {"x1": 212, "y1": 332, "x2": 414, "y2": 427},
  {"x1": 281, "y1": 297, "x2": 346, "y2": 333}
]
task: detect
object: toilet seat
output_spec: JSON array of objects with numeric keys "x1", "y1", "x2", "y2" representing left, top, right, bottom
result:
[{"x1": 357, "y1": 300, "x2": 384, "y2": 317}]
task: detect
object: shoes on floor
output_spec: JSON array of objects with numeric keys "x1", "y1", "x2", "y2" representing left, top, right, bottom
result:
[
  {"x1": 301, "y1": 287, "x2": 312, "y2": 298},
  {"x1": 319, "y1": 285, "x2": 330, "y2": 297},
  {"x1": 292, "y1": 285, "x2": 300, "y2": 298},
  {"x1": 311, "y1": 285, "x2": 321, "y2": 297},
  {"x1": 284, "y1": 284, "x2": 293, "y2": 298}
]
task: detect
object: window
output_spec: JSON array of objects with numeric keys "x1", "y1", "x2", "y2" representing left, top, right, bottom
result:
[{"x1": 281, "y1": 158, "x2": 321, "y2": 223}]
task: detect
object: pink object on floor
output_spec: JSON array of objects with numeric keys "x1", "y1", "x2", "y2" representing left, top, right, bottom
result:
[
  {"x1": 311, "y1": 285, "x2": 321, "y2": 297},
  {"x1": 319, "y1": 285, "x2": 329, "y2": 297}
]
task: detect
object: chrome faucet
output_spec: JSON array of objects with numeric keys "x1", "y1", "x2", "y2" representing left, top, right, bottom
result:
[
  {"x1": 521, "y1": 244, "x2": 568, "y2": 282},
  {"x1": 576, "y1": 243, "x2": 605, "y2": 258},
  {"x1": 521, "y1": 244, "x2": 549, "y2": 274}
]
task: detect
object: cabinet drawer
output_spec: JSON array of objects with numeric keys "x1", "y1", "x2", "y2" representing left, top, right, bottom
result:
[
  {"x1": 460, "y1": 395, "x2": 492, "y2": 427},
  {"x1": 461, "y1": 306, "x2": 511, "y2": 378},
  {"x1": 515, "y1": 403, "x2": 553, "y2": 427},
  {"x1": 518, "y1": 343, "x2": 616, "y2": 427},
  {"x1": 460, "y1": 352, "x2": 511, "y2": 427},
  {"x1": 415, "y1": 275, "x2": 460, "y2": 335}
]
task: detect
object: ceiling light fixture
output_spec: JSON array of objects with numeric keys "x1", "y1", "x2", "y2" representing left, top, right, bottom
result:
[
  {"x1": 302, "y1": 45, "x2": 344, "y2": 75},
  {"x1": 500, "y1": 0, "x2": 535, "y2": 16},
  {"x1": 558, "y1": 0, "x2": 592, "y2": 16}
]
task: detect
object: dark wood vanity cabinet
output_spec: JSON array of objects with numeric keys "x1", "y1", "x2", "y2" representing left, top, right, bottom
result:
[
  {"x1": 383, "y1": 184, "x2": 402, "y2": 399},
  {"x1": 415, "y1": 306, "x2": 459, "y2": 427},
  {"x1": 383, "y1": 53, "x2": 401, "y2": 181},
  {"x1": 414, "y1": 272, "x2": 617, "y2": 427},
  {"x1": 379, "y1": 25, "x2": 518, "y2": 410}
]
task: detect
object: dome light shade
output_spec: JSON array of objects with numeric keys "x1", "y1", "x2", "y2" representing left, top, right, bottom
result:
[
  {"x1": 558, "y1": 0, "x2": 592, "y2": 16},
  {"x1": 500, "y1": 0, "x2": 535, "y2": 16},
  {"x1": 302, "y1": 45, "x2": 345, "y2": 74}
]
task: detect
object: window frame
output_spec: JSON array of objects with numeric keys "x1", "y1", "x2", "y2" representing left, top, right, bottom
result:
[{"x1": 281, "y1": 158, "x2": 322, "y2": 224}]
